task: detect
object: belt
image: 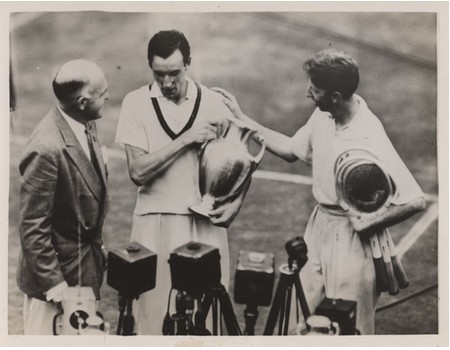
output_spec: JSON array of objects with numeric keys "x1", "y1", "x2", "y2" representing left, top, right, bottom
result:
[{"x1": 318, "y1": 203, "x2": 348, "y2": 217}]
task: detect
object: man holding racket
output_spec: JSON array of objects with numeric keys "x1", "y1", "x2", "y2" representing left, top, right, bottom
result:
[{"x1": 213, "y1": 48, "x2": 425, "y2": 334}]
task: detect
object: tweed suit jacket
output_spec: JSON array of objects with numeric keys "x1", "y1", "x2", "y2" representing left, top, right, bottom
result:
[{"x1": 17, "y1": 107, "x2": 109, "y2": 301}]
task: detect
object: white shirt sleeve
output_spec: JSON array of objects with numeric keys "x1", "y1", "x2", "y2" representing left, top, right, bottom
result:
[{"x1": 115, "y1": 93, "x2": 149, "y2": 151}]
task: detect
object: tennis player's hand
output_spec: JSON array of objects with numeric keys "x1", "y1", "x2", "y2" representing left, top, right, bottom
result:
[
  {"x1": 211, "y1": 87, "x2": 246, "y2": 120},
  {"x1": 348, "y1": 210, "x2": 379, "y2": 236},
  {"x1": 348, "y1": 213, "x2": 368, "y2": 233},
  {"x1": 209, "y1": 178, "x2": 251, "y2": 228},
  {"x1": 209, "y1": 196, "x2": 244, "y2": 228},
  {"x1": 182, "y1": 120, "x2": 221, "y2": 145}
]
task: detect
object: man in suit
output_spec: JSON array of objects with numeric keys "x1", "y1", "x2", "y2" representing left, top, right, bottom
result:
[{"x1": 17, "y1": 59, "x2": 110, "y2": 335}]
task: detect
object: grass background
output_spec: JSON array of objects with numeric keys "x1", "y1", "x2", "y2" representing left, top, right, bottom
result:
[{"x1": 9, "y1": 10, "x2": 439, "y2": 336}]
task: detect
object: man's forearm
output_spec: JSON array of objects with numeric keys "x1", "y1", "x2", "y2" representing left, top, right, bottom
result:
[
  {"x1": 125, "y1": 137, "x2": 192, "y2": 186},
  {"x1": 239, "y1": 113, "x2": 298, "y2": 162},
  {"x1": 353, "y1": 197, "x2": 426, "y2": 237}
]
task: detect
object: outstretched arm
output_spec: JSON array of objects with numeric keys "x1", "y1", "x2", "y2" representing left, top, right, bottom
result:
[{"x1": 212, "y1": 87, "x2": 298, "y2": 162}]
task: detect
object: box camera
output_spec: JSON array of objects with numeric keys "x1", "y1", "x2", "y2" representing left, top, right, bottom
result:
[
  {"x1": 107, "y1": 241, "x2": 157, "y2": 298},
  {"x1": 169, "y1": 241, "x2": 221, "y2": 295},
  {"x1": 54, "y1": 286, "x2": 104, "y2": 335},
  {"x1": 234, "y1": 251, "x2": 274, "y2": 306},
  {"x1": 315, "y1": 298, "x2": 357, "y2": 335}
]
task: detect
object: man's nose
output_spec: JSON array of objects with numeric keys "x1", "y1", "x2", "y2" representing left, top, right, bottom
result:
[
  {"x1": 104, "y1": 92, "x2": 110, "y2": 100},
  {"x1": 162, "y1": 75, "x2": 173, "y2": 88}
]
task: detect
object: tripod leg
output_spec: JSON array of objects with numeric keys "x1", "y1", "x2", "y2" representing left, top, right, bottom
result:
[
  {"x1": 283, "y1": 283, "x2": 293, "y2": 335},
  {"x1": 243, "y1": 305, "x2": 258, "y2": 336},
  {"x1": 116, "y1": 295, "x2": 126, "y2": 335},
  {"x1": 264, "y1": 273, "x2": 287, "y2": 335},
  {"x1": 196, "y1": 293, "x2": 212, "y2": 329},
  {"x1": 212, "y1": 297, "x2": 218, "y2": 335},
  {"x1": 294, "y1": 272, "x2": 311, "y2": 321},
  {"x1": 122, "y1": 298, "x2": 135, "y2": 336},
  {"x1": 214, "y1": 285, "x2": 242, "y2": 336}
]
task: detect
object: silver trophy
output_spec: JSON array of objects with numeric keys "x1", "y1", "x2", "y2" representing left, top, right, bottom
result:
[{"x1": 190, "y1": 117, "x2": 266, "y2": 217}]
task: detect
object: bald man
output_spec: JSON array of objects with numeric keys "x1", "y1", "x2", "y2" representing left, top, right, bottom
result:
[{"x1": 16, "y1": 59, "x2": 110, "y2": 334}]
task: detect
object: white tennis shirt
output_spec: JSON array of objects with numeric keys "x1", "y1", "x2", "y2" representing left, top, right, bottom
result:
[
  {"x1": 115, "y1": 77, "x2": 235, "y2": 214},
  {"x1": 289, "y1": 95, "x2": 424, "y2": 206}
]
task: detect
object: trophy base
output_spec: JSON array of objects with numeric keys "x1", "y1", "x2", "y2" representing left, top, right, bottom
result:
[{"x1": 189, "y1": 196, "x2": 214, "y2": 218}]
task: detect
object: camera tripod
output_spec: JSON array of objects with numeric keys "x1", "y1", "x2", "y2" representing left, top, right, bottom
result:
[
  {"x1": 263, "y1": 261, "x2": 310, "y2": 335},
  {"x1": 163, "y1": 284, "x2": 242, "y2": 336},
  {"x1": 116, "y1": 294, "x2": 138, "y2": 335}
]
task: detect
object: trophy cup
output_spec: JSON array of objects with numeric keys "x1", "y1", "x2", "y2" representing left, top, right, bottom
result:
[{"x1": 189, "y1": 117, "x2": 266, "y2": 217}]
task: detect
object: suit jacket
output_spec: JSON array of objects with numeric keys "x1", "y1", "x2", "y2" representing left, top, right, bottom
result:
[{"x1": 17, "y1": 107, "x2": 109, "y2": 301}]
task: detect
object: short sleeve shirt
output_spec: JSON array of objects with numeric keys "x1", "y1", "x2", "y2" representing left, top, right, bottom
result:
[
  {"x1": 115, "y1": 77, "x2": 235, "y2": 214},
  {"x1": 289, "y1": 95, "x2": 424, "y2": 206}
]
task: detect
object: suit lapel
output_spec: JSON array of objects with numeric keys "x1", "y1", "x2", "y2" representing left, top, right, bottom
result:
[{"x1": 52, "y1": 108, "x2": 103, "y2": 203}]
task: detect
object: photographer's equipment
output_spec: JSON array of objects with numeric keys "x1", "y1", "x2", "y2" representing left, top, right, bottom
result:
[
  {"x1": 234, "y1": 251, "x2": 275, "y2": 335},
  {"x1": 315, "y1": 298, "x2": 359, "y2": 335},
  {"x1": 169, "y1": 241, "x2": 221, "y2": 295},
  {"x1": 53, "y1": 219, "x2": 110, "y2": 335},
  {"x1": 53, "y1": 286, "x2": 110, "y2": 335},
  {"x1": 335, "y1": 149, "x2": 409, "y2": 296},
  {"x1": 107, "y1": 241, "x2": 157, "y2": 335},
  {"x1": 263, "y1": 237, "x2": 310, "y2": 335},
  {"x1": 165, "y1": 241, "x2": 242, "y2": 335},
  {"x1": 303, "y1": 315, "x2": 339, "y2": 336}
]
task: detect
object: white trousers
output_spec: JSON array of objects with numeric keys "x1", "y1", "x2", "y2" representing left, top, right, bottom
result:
[
  {"x1": 129, "y1": 213, "x2": 229, "y2": 335},
  {"x1": 294, "y1": 205, "x2": 379, "y2": 335},
  {"x1": 23, "y1": 295, "x2": 59, "y2": 335}
]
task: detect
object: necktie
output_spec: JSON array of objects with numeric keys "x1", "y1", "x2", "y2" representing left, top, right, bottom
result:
[{"x1": 85, "y1": 124, "x2": 103, "y2": 180}]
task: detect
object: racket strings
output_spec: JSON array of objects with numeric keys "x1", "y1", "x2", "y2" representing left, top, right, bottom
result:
[{"x1": 344, "y1": 163, "x2": 390, "y2": 212}]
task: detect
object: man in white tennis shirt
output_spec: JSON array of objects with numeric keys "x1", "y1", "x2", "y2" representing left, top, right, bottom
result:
[
  {"x1": 115, "y1": 30, "x2": 247, "y2": 335},
  {"x1": 214, "y1": 48, "x2": 425, "y2": 334}
]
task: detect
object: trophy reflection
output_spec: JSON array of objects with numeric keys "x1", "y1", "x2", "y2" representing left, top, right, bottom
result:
[{"x1": 190, "y1": 117, "x2": 266, "y2": 217}]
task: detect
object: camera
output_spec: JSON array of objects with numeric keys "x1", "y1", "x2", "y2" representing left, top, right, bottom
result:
[
  {"x1": 53, "y1": 286, "x2": 110, "y2": 335},
  {"x1": 107, "y1": 241, "x2": 157, "y2": 298},
  {"x1": 168, "y1": 241, "x2": 221, "y2": 295},
  {"x1": 314, "y1": 298, "x2": 358, "y2": 335},
  {"x1": 234, "y1": 250, "x2": 274, "y2": 306},
  {"x1": 285, "y1": 236, "x2": 308, "y2": 269}
]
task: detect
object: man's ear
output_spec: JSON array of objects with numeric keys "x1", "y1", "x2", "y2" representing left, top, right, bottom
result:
[
  {"x1": 77, "y1": 96, "x2": 87, "y2": 110},
  {"x1": 331, "y1": 91, "x2": 342, "y2": 104},
  {"x1": 186, "y1": 56, "x2": 191, "y2": 66}
]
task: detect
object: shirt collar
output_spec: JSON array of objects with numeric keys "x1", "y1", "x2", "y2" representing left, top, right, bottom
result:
[
  {"x1": 331, "y1": 94, "x2": 367, "y2": 131},
  {"x1": 57, "y1": 105, "x2": 87, "y2": 135},
  {"x1": 148, "y1": 76, "x2": 196, "y2": 101}
]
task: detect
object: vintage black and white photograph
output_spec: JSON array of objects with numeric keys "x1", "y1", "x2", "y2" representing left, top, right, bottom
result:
[{"x1": 3, "y1": 1, "x2": 448, "y2": 347}]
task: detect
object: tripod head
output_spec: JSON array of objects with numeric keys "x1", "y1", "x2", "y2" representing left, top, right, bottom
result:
[{"x1": 285, "y1": 237, "x2": 308, "y2": 271}]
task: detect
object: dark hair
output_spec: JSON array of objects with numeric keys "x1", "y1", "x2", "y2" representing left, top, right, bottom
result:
[
  {"x1": 52, "y1": 78, "x2": 85, "y2": 101},
  {"x1": 303, "y1": 48, "x2": 359, "y2": 99},
  {"x1": 147, "y1": 30, "x2": 191, "y2": 67}
]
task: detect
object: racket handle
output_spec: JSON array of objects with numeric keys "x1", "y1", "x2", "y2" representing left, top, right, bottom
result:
[
  {"x1": 378, "y1": 231, "x2": 399, "y2": 296},
  {"x1": 386, "y1": 231, "x2": 409, "y2": 289},
  {"x1": 369, "y1": 235, "x2": 388, "y2": 293}
]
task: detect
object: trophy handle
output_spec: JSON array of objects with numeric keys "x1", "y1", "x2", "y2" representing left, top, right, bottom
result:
[{"x1": 249, "y1": 134, "x2": 266, "y2": 166}]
